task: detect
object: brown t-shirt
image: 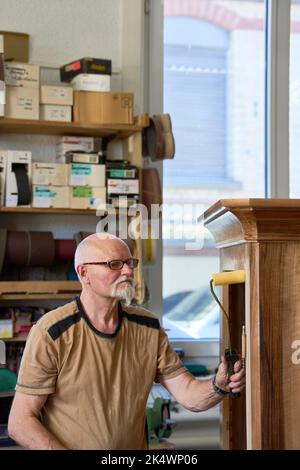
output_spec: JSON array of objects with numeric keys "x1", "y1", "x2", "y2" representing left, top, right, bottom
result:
[{"x1": 16, "y1": 298, "x2": 187, "y2": 450}]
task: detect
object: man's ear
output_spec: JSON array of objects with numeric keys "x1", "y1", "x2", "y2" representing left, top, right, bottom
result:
[{"x1": 77, "y1": 265, "x2": 90, "y2": 285}]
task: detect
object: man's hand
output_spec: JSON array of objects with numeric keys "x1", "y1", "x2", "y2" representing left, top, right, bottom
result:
[{"x1": 215, "y1": 355, "x2": 245, "y2": 394}]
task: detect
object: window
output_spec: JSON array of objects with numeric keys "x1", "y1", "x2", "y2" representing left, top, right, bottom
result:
[
  {"x1": 290, "y1": 0, "x2": 300, "y2": 196},
  {"x1": 163, "y1": 0, "x2": 266, "y2": 340}
]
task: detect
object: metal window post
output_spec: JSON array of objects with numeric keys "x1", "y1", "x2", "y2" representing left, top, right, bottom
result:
[{"x1": 266, "y1": 0, "x2": 291, "y2": 197}]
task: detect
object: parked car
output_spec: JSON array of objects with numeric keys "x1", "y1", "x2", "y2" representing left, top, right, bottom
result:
[
  {"x1": 163, "y1": 288, "x2": 220, "y2": 339},
  {"x1": 163, "y1": 290, "x2": 193, "y2": 314}
]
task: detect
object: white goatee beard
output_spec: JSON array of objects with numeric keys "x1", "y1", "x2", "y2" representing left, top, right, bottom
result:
[{"x1": 111, "y1": 275, "x2": 136, "y2": 306}]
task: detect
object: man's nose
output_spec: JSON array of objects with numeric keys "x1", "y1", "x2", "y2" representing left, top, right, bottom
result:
[{"x1": 121, "y1": 262, "x2": 133, "y2": 276}]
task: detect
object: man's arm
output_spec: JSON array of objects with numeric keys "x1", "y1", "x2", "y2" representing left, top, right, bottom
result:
[
  {"x1": 160, "y1": 356, "x2": 245, "y2": 412},
  {"x1": 8, "y1": 391, "x2": 66, "y2": 450}
]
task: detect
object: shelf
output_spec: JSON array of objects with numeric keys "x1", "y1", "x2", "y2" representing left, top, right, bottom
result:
[
  {"x1": 0, "y1": 206, "x2": 98, "y2": 215},
  {"x1": 0, "y1": 281, "x2": 81, "y2": 300},
  {"x1": 1, "y1": 337, "x2": 28, "y2": 342},
  {"x1": 0, "y1": 117, "x2": 144, "y2": 138},
  {"x1": 0, "y1": 206, "x2": 137, "y2": 215}
]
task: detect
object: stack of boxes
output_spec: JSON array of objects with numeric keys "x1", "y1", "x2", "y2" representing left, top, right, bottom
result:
[
  {"x1": 0, "y1": 39, "x2": 139, "y2": 209},
  {"x1": 56, "y1": 136, "x2": 106, "y2": 209},
  {"x1": 32, "y1": 162, "x2": 69, "y2": 208},
  {"x1": 0, "y1": 143, "x2": 107, "y2": 210},
  {"x1": 40, "y1": 85, "x2": 73, "y2": 122},
  {"x1": 4, "y1": 62, "x2": 39, "y2": 119},
  {"x1": 60, "y1": 57, "x2": 134, "y2": 125}
]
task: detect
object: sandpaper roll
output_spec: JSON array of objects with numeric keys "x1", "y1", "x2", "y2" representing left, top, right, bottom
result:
[
  {"x1": 5, "y1": 231, "x2": 29, "y2": 265},
  {"x1": 27, "y1": 231, "x2": 55, "y2": 266},
  {"x1": 0, "y1": 228, "x2": 7, "y2": 273},
  {"x1": 12, "y1": 163, "x2": 31, "y2": 205},
  {"x1": 55, "y1": 239, "x2": 76, "y2": 262}
]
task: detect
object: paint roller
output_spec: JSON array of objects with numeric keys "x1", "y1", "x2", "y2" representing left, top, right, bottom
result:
[{"x1": 210, "y1": 270, "x2": 246, "y2": 398}]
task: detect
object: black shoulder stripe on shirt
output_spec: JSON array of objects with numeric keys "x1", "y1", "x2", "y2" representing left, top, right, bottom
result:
[
  {"x1": 47, "y1": 313, "x2": 81, "y2": 340},
  {"x1": 124, "y1": 312, "x2": 160, "y2": 329}
]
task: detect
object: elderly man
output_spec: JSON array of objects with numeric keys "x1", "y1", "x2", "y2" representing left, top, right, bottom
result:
[{"x1": 8, "y1": 233, "x2": 245, "y2": 450}]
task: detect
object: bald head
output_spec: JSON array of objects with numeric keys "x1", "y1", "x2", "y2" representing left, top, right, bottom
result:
[{"x1": 74, "y1": 233, "x2": 132, "y2": 273}]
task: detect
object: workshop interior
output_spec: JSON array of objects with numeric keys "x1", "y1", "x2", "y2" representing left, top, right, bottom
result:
[{"x1": 1, "y1": 0, "x2": 300, "y2": 451}]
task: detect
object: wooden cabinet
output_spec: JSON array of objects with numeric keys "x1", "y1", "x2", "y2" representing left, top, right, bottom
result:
[{"x1": 203, "y1": 198, "x2": 300, "y2": 450}]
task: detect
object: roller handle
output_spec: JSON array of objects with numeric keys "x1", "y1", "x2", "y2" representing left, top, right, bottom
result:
[{"x1": 225, "y1": 348, "x2": 241, "y2": 399}]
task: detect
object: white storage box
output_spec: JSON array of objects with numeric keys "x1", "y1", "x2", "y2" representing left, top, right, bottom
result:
[
  {"x1": 40, "y1": 85, "x2": 73, "y2": 105},
  {"x1": 4, "y1": 62, "x2": 39, "y2": 87},
  {"x1": 5, "y1": 86, "x2": 39, "y2": 119},
  {"x1": 32, "y1": 162, "x2": 69, "y2": 186},
  {"x1": 40, "y1": 104, "x2": 72, "y2": 122},
  {"x1": 71, "y1": 73, "x2": 111, "y2": 92},
  {"x1": 32, "y1": 185, "x2": 70, "y2": 209},
  {"x1": 69, "y1": 163, "x2": 105, "y2": 187}
]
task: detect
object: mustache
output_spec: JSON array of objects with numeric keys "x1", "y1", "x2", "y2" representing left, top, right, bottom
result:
[{"x1": 112, "y1": 275, "x2": 136, "y2": 288}]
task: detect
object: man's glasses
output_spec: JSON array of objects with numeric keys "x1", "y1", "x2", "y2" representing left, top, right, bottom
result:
[{"x1": 82, "y1": 258, "x2": 139, "y2": 270}]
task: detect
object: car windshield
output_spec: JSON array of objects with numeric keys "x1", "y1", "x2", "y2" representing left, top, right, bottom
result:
[{"x1": 165, "y1": 287, "x2": 220, "y2": 322}]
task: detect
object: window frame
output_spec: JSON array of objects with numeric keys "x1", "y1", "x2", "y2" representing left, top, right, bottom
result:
[{"x1": 143, "y1": 0, "x2": 292, "y2": 357}]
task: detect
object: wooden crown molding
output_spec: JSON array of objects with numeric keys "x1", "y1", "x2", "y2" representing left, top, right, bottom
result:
[{"x1": 201, "y1": 199, "x2": 300, "y2": 247}]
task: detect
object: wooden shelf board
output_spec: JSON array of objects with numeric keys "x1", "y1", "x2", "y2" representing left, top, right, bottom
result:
[
  {"x1": 0, "y1": 293, "x2": 80, "y2": 300},
  {"x1": 0, "y1": 281, "x2": 81, "y2": 298},
  {"x1": 0, "y1": 117, "x2": 143, "y2": 138},
  {"x1": 0, "y1": 206, "x2": 134, "y2": 215},
  {"x1": 0, "y1": 206, "x2": 98, "y2": 215},
  {"x1": 1, "y1": 337, "x2": 28, "y2": 342}
]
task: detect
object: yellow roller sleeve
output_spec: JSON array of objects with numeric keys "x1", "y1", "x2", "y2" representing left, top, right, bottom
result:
[{"x1": 212, "y1": 270, "x2": 246, "y2": 286}]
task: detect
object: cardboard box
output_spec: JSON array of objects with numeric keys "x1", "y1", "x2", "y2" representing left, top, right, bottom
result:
[
  {"x1": 73, "y1": 91, "x2": 134, "y2": 125},
  {"x1": 0, "y1": 104, "x2": 4, "y2": 116},
  {"x1": 40, "y1": 85, "x2": 73, "y2": 105},
  {"x1": 0, "y1": 319, "x2": 13, "y2": 339},
  {"x1": 65, "y1": 152, "x2": 101, "y2": 164},
  {"x1": 0, "y1": 31, "x2": 29, "y2": 62},
  {"x1": 0, "y1": 154, "x2": 7, "y2": 206},
  {"x1": 56, "y1": 136, "x2": 95, "y2": 162},
  {"x1": 69, "y1": 163, "x2": 106, "y2": 187},
  {"x1": 4, "y1": 62, "x2": 39, "y2": 87},
  {"x1": 40, "y1": 104, "x2": 72, "y2": 122},
  {"x1": 5, "y1": 86, "x2": 39, "y2": 119},
  {"x1": 0, "y1": 35, "x2": 3, "y2": 54},
  {"x1": 60, "y1": 57, "x2": 111, "y2": 82},
  {"x1": 32, "y1": 162, "x2": 69, "y2": 186},
  {"x1": 4, "y1": 150, "x2": 32, "y2": 207},
  {"x1": 71, "y1": 74, "x2": 111, "y2": 92},
  {"x1": 107, "y1": 178, "x2": 139, "y2": 195},
  {"x1": 32, "y1": 185, "x2": 69, "y2": 208},
  {"x1": 69, "y1": 186, "x2": 106, "y2": 210}
]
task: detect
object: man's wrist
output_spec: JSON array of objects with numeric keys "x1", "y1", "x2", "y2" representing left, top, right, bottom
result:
[{"x1": 212, "y1": 375, "x2": 230, "y2": 397}]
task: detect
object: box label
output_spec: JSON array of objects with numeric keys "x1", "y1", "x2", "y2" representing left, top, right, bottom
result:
[
  {"x1": 35, "y1": 187, "x2": 56, "y2": 198},
  {"x1": 109, "y1": 169, "x2": 136, "y2": 178},
  {"x1": 71, "y1": 164, "x2": 92, "y2": 175},
  {"x1": 72, "y1": 187, "x2": 92, "y2": 198}
]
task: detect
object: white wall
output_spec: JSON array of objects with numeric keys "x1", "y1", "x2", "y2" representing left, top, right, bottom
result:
[
  {"x1": 0, "y1": 0, "x2": 121, "y2": 69},
  {"x1": 0, "y1": 0, "x2": 123, "y2": 238}
]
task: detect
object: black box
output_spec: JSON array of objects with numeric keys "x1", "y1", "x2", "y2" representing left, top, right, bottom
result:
[{"x1": 60, "y1": 57, "x2": 112, "y2": 82}]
